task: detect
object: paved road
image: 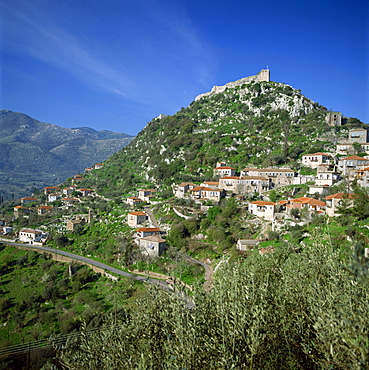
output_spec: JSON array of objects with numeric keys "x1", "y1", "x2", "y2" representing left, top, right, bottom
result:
[{"x1": 0, "y1": 241, "x2": 168, "y2": 289}]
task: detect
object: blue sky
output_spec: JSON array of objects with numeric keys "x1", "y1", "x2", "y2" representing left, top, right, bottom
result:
[{"x1": 1, "y1": 0, "x2": 368, "y2": 135}]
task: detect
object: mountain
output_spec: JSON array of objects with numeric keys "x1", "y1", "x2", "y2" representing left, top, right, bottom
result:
[
  {"x1": 0, "y1": 110, "x2": 135, "y2": 199},
  {"x1": 84, "y1": 72, "x2": 363, "y2": 196}
]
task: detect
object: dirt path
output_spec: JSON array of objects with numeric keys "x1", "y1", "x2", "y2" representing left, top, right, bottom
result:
[
  {"x1": 144, "y1": 206, "x2": 159, "y2": 228},
  {"x1": 186, "y1": 256, "x2": 213, "y2": 291}
]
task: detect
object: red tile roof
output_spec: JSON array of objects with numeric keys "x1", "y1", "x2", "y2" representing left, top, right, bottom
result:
[
  {"x1": 325, "y1": 193, "x2": 356, "y2": 200},
  {"x1": 290, "y1": 197, "x2": 326, "y2": 207},
  {"x1": 129, "y1": 211, "x2": 147, "y2": 216},
  {"x1": 136, "y1": 227, "x2": 160, "y2": 232},
  {"x1": 303, "y1": 152, "x2": 331, "y2": 157},
  {"x1": 356, "y1": 167, "x2": 369, "y2": 172},
  {"x1": 341, "y1": 155, "x2": 369, "y2": 161},
  {"x1": 250, "y1": 201, "x2": 276, "y2": 206}
]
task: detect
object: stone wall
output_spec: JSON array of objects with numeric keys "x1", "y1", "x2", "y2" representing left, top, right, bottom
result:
[{"x1": 195, "y1": 69, "x2": 270, "y2": 101}]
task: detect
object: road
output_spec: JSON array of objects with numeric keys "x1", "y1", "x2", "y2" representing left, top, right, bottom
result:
[{"x1": 0, "y1": 241, "x2": 169, "y2": 289}]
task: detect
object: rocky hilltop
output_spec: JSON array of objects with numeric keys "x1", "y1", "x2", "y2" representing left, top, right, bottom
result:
[
  {"x1": 0, "y1": 110, "x2": 134, "y2": 199},
  {"x1": 195, "y1": 68, "x2": 270, "y2": 101},
  {"x1": 83, "y1": 70, "x2": 358, "y2": 197}
]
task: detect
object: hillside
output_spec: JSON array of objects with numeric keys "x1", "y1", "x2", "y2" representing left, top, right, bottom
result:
[
  {"x1": 84, "y1": 75, "x2": 360, "y2": 196},
  {"x1": 0, "y1": 110, "x2": 135, "y2": 199},
  {"x1": 1, "y1": 72, "x2": 368, "y2": 369}
]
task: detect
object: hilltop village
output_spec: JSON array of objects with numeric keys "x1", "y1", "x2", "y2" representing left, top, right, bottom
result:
[
  {"x1": 1, "y1": 95, "x2": 369, "y2": 370},
  {"x1": 2, "y1": 123, "x2": 369, "y2": 259}
]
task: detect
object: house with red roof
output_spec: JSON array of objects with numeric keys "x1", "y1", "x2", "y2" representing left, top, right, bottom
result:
[
  {"x1": 77, "y1": 188, "x2": 94, "y2": 197},
  {"x1": 337, "y1": 155, "x2": 369, "y2": 177},
  {"x1": 14, "y1": 206, "x2": 32, "y2": 218},
  {"x1": 37, "y1": 206, "x2": 53, "y2": 215},
  {"x1": 127, "y1": 196, "x2": 143, "y2": 207},
  {"x1": 174, "y1": 182, "x2": 196, "y2": 198},
  {"x1": 241, "y1": 168, "x2": 296, "y2": 188},
  {"x1": 287, "y1": 197, "x2": 326, "y2": 212},
  {"x1": 72, "y1": 175, "x2": 84, "y2": 184},
  {"x1": 43, "y1": 186, "x2": 59, "y2": 195},
  {"x1": 213, "y1": 166, "x2": 236, "y2": 177},
  {"x1": 128, "y1": 211, "x2": 148, "y2": 227},
  {"x1": 302, "y1": 152, "x2": 332, "y2": 169},
  {"x1": 135, "y1": 227, "x2": 162, "y2": 239},
  {"x1": 190, "y1": 186, "x2": 224, "y2": 202},
  {"x1": 21, "y1": 197, "x2": 38, "y2": 205},
  {"x1": 324, "y1": 193, "x2": 356, "y2": 217},
  {"x1": 355, "y1": 167, "x2": 369, "y2": 187},
  {"x1": 248, "y1": 201, "x2": 276, "y2": 221}
]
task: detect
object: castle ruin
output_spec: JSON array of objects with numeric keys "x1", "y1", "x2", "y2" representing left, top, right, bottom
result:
[{"x1": 195, "y1": 69, "x2": 270, "y2": 101}]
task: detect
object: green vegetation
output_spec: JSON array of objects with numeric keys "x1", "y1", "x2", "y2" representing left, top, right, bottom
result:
[
  {"x1": 1, "y1": 79, "x2": 368, "y2": 369},
  {"x1": 0, "y1": 246, "x2": 143, "y2": 348},
  {"x1": 79, "y1": 80, "x2": 356, "y2": 196},
  {"x1": 51, "y1": 229, "x2": 369, "y2": 369}
]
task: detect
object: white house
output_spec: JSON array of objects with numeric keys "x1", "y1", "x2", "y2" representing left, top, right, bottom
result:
[
  {"x1": 248, "y1": 201, "x2": 276, "y2": 221},
  {"x1": 19, "y1": 228, "x2": 47, "y2": 244},
  {"x1": 324, "y1": 193, "x2": 356, "y2": 217},
  {"x1": 127, "y1": 196, "x2": 144, "y2": 207},
  {"x1": 138, "y1": 189, "x2": 157, "y2": 202},
  {"x1": 213, "y1": 166, "x2": 236, "y2": 177},
  {"x1": 302, "y1": 152, "x2": 332, "y2": 169},
  {"x1": 48, "y1": 194, "x2": 61, "y2": 203},
  {"x1": 127, "y1": 211, "x2": 148, "y2": 227},
  {"x1": 190, "y1": 186, "x2": 224, "y2": 201},
  {"x1": 236, "y1": 239, "x2": 261, "y2": 251},
  {"x1": 136, "y1": 227, "x2": 161, "y2": 239},
  {"x1": 337, "y1": 155, "x2": 369, "y2": 178},
  {"x1": 315, "y1": 166, "x2": 341, "y2": 186},
  {"x1": 240, "y1": 168, "x2": 295, "y2": 188},
  {"x1": 174, "y1": 183, "x2": 196, "y2": 198},
  {"x1": 138, "y1": 235, "x2": 167, "y2": 256}
]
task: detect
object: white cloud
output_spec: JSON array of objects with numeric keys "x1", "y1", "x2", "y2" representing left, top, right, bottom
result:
[{"x1": 2, "y1": 0, "x2": 215, "y2": 108}]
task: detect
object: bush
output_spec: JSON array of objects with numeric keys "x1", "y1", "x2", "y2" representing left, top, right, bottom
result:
[{"x1": 52, "y1": 235, "x2": 369, "y2": 369}]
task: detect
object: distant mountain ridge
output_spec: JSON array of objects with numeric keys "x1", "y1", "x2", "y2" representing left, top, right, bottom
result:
[{"x1": 0, "y1": 110, "x2": 135, "y2": 199}]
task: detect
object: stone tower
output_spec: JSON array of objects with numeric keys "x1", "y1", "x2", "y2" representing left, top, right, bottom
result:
[{"x1": 325, "y1": 111, "x2": 342, "y2": 127}]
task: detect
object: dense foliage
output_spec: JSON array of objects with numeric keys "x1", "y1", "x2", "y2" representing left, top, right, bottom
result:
[
  {"x1": 0, "y1": 246, "x2": 142, "y2": 348},
  {"x1": 51, "y1": 229, "x2": 369, "y2": 369}
]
